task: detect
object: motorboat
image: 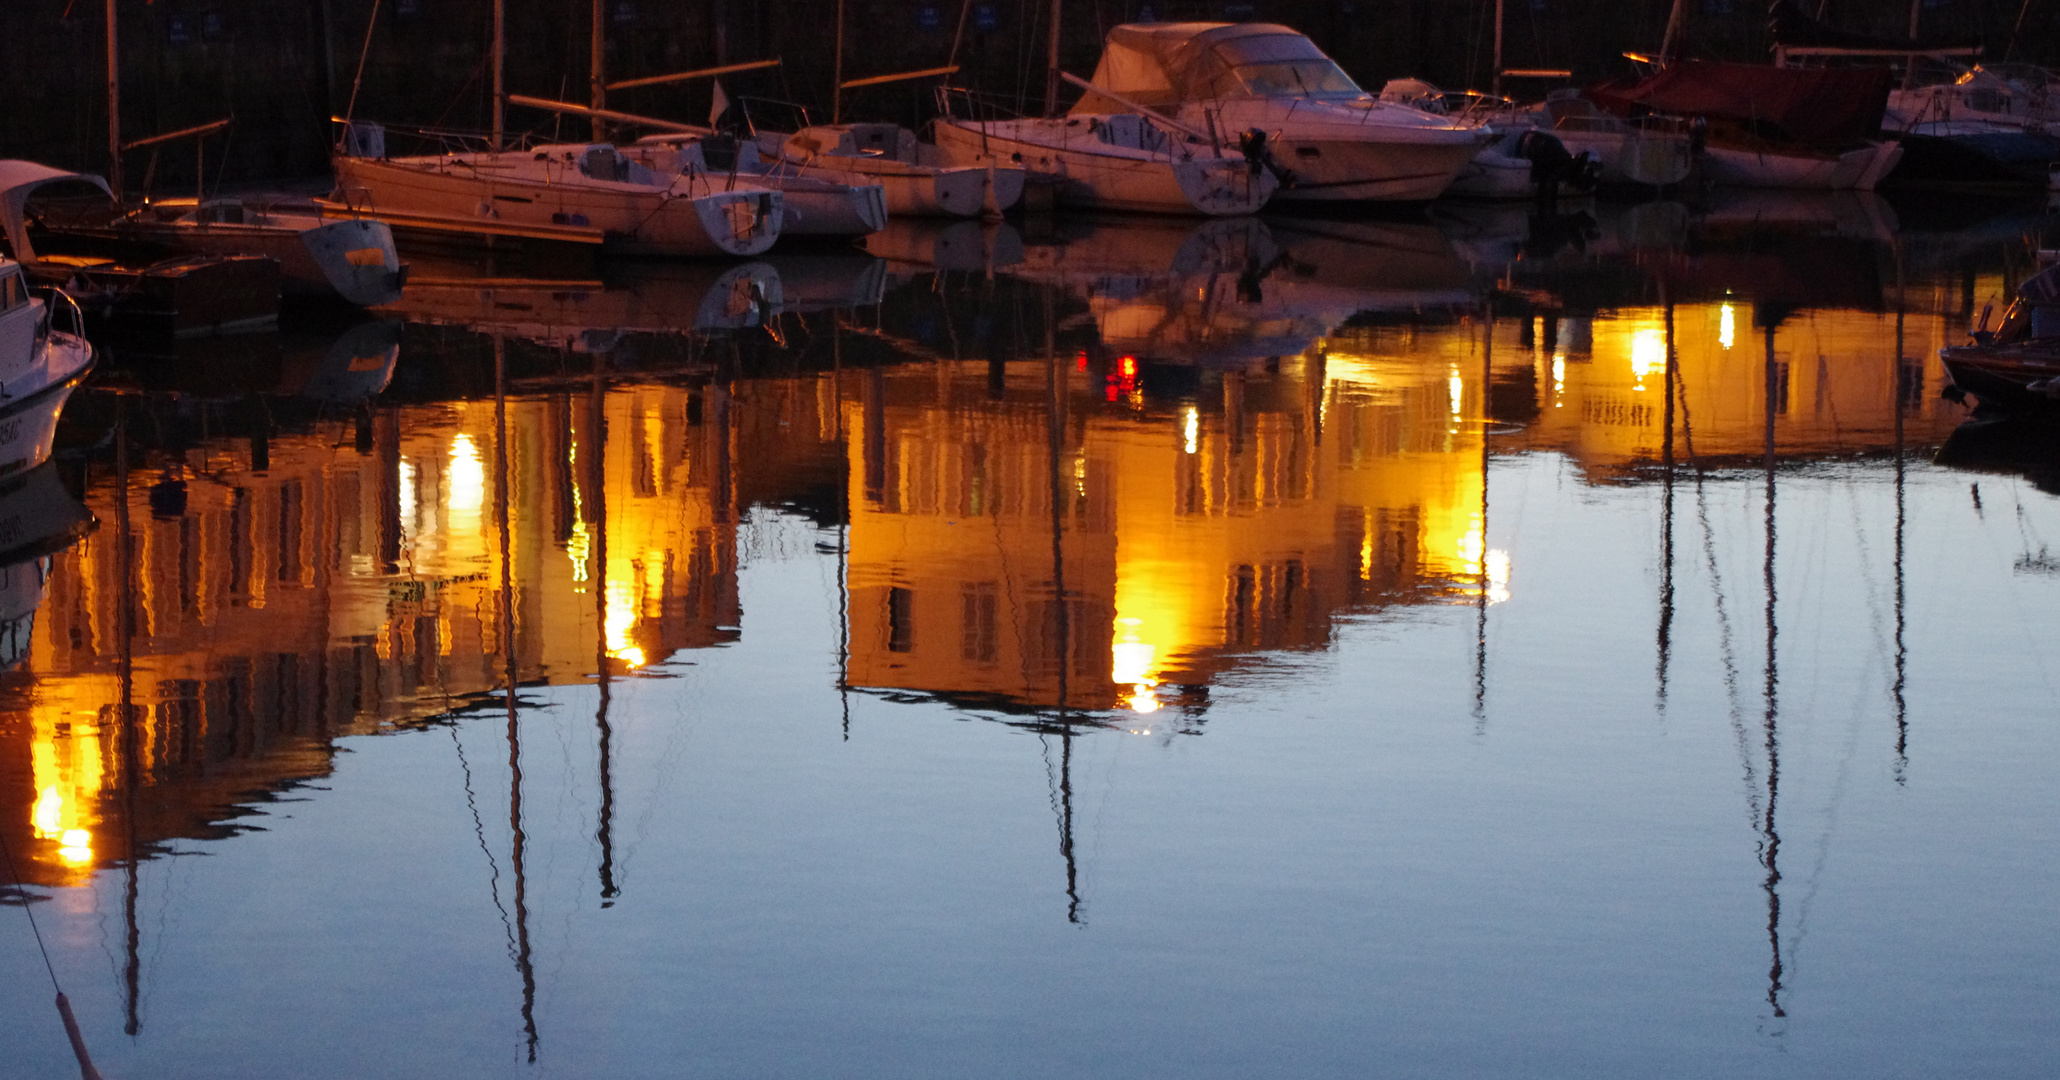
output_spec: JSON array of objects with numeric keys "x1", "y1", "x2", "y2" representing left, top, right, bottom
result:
[
  {"x1": 329, "y1": 124, "x2": 785, "y2": 257},
  {"x1": 930, "y1": 111, "x2": 1276, "y2": 215},
  {"x1": 1884, "y1": 68, "x2": 2060, "y2": 191},
  {"x1": 1941, "y1": 261, "x2": 2060, "y2": 410},
  {"x1": 756, "y1": 124, "x2": 1026, "y2": 218},
  {"x1": 0, "y1": 160, "x2": 279, "y2": 339},
  {"x1": 118, "y1": 194, "x2": 406, "y2": 306},
  {"x1": 1589, "y1": 60, "x2": 1903, "y2": 190},
  {"x1": 624, "y1": 134, "x2": 888, "y2": 239},
  {"x1": 1067, "y1": 23, "x2": 1489, "y2": 203},
  {"x1": 0, "y1": 255, "x2": 97, "y2": 475}
]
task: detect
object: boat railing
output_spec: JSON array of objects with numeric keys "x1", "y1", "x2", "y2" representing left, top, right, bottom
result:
[{"x1": 33, "y1": 287, "x2": 85, "y2": 343}]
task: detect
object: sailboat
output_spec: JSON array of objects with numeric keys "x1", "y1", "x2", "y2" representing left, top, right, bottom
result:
[{"x1": 328, "y1": 0, "x2": 784, "y2": 257}]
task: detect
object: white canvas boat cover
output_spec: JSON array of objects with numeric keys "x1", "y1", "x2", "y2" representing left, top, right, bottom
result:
[
  {"x1": 0, "y1": 161, "x2": 114, "y2": 264},
  {"x1": 1070, "y1": 23, "x2": 1350, "y2": 113}
]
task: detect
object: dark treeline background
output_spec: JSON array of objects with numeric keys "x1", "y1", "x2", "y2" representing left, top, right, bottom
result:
[{"x1": 1, "y1": 0, "x2": 2050, "y2": 192}]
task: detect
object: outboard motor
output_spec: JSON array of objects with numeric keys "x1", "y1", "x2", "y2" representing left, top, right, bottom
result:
[
  {"x1": 1514, "y1": 130, "x2": 1596, "y2": 207},
  {"x1": 1238, "y1": 128, "x2": 1294, "y2": 188}
]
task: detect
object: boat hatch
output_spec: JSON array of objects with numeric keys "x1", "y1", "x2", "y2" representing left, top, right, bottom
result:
[{"x1": 198, "y1": 200, "x2": 246, "y2": 225}]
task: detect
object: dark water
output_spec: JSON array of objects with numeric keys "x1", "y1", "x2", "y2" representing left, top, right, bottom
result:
[{"x1": 4, "y1": 195, "x2": 2060, "y2": 1079}]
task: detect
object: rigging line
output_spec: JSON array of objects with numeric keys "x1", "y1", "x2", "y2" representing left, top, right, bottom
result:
[{"x1": 450, "y1": 724, "x2": 516, "y2": 958}]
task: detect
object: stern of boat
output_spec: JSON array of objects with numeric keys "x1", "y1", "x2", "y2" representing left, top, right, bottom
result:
[
  {"x1": 692, "y1": 190, "x2": 784, "y2": 256},
  {"x1": 300, "y1": 218, "x2": 406, "y2": 307},
  {"x1": 1171, "y1": 159, "x2": 1277, "y2": 216}
]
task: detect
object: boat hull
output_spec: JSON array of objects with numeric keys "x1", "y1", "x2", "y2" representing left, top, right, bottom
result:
[
  {"x1": 124, "y1": 214, "x2": 404, "y2": 306},
  {"x1": 1257, "y1": 135, "x2": 1485, "y2": 203},
  {"x1": 1700, "y1": 140, "x2": 1904, "y2": 190},
  {"x1": 931, "y1": 120, "x2": 1273, "y2": 216},
  {"x1": 333, "y1": 154, "x2": 781, "y2": 257},
  {"x1": 1942, "y1": 344, "x2": 2060, "y2": 411}
]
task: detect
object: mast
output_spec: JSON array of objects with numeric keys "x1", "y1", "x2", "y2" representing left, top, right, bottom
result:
[
  {"x1": 1657, "y1": 286, "x2": 1677, "y2": 708},
  {"x1": 116, "y1": 396, "x2": 140, "y2": 1037},
  {"x1": 1761, "y1": 318, "x2": 1784, "y2": 1020},
  {"x1": 1661, "y1": 0, "x2": 1689, "y2": 61},
  {"x1": 590, "y1": 0, "x2": 607, "y2": 140},
  {"x1": 495, "y1": 337, "x2": 538, "y2": 1060},
  {"x1": 1492, "y1": 0, "x2": 1505, "y2": 97},
  {"x1": 833, "y1": 0, "x2": 846, "y2": 123},
  {"x1": 491, "y1": 0, "x2": 506, "y2": 151},
  {"x1": 1892, "y1": 246, "x2": 1908, "y2": 778},
  {"x1": 1044, "y1": 286, "x2": 1079, "y2": 924},
  {"x1": 1044, "y1": 0, "x2": 1062, "y2": 116},
  {"x1": 105, "y1": 0, "x2": 122, "y2": 197},
  {"x1": 1474, "y1": 297, "x2": 1492, "y2": 721},
  {"x1": 588, "y1": 350, "x2": 618, "y2": 905}
]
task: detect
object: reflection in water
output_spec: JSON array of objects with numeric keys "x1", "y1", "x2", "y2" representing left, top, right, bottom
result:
[{"x1": 3, "y1": 200, "x2": 2055, "y2": 1072}]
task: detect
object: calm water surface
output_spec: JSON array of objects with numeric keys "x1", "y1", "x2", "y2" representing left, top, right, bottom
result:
[{"x1": 4, "y1": 197, "x2": 2060, "y2": 1078}]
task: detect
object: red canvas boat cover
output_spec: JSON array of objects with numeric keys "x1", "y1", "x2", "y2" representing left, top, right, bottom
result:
[{"x1": 1588, "y1": 60, "x2": 1891, "y2": 146}]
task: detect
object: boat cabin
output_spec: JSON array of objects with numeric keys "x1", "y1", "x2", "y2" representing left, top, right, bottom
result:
[{"x1": 1073, "y1": 23, "x2": 1366, "y2": 112}]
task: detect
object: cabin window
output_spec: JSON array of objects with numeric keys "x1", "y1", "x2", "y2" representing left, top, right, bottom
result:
[{"x1": 0, "y1": 273, "x2": 22, "y2": 310}]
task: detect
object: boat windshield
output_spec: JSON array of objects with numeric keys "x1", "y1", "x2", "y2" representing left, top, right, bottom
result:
[{"x1": 1210, "y1": 60, "x2": 1364, "y2": 100}]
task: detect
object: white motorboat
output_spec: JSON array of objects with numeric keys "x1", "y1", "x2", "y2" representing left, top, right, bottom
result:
[
  {"x1": 1068, "y1": 23, "x2": 1488, "y2": 203},
  {"x1": 755, "y1": 124, "x2": 1025, "y2": 218},
  {"x1": 931, "y1": 112, "x2": 1275, "y2": 215},
  {"x1": 0, "y1": 256, "x2": 96, "y2": 476},
  {"x1": 121, "y1": 195, "x2": 405, "y2": 307},
  {"x1": 330, "y1": 125, "x2": 784, "y2": 257}
]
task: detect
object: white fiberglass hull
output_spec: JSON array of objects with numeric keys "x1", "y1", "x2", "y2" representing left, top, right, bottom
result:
[
  {"x1": 1700, "y1": 140, "x2": 1904, "y2": 191},
  {"x1": 333, "y1": 154, "x2": 781, "y2": 256},
  {"x1": 931, "y1": 119, "x2": 1274, "y2": 216},
  {"x1": 1166, "y1": 101, "x2": 1486, "y2": 203}
]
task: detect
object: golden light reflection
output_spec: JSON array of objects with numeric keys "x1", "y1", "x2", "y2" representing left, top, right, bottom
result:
[
  {"x1": 30, "y1": 709, "x2": 104, "y2": 878},
  {"x1": 447, "y1": 433, "x2": 485, "y2": 521},
  {"x1": 1448, "y1": 366, "x2": 1464, "y2": 420},
  {"x1": 605, "y1": 577, "x2": 645, "y2": 668},
  {"x1": 1112, "y1": 617, "x2": 1161, "y2": 714},
  {"x1": 1552, "y1": 355, "x2": 1566, "y2": 406},
  {"x1": 1629, "y1": 327, "x2": 1664, "y2": 391},
  {"x1": 1720, "y1": 303, "x2": 1736, "y2": 350},
  {"x1": 1182, "y1": 406, "x2": 1199, "y2": 454}
]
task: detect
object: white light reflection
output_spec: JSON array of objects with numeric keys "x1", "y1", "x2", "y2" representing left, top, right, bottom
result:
[
  {"x1": 1182, "y1": 406, "x2": 1199, "y2": 454},
  {"x1": 1720, "y1": 303, "x2": 1736, "y2": 350}
]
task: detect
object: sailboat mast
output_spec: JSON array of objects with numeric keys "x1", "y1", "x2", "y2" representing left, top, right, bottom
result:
[
  {"x1": 105, "y1": 0, "x2": 122, "y2": 197},
  {"x1": 1492, "y1": 0, "x2": 1505, "y2": 97},
  {"x1": 1661, "y1": 0, "x2": 1688, "y2": 61},
  {"x1": 1044, "y1": 0, "x2": 1062, "y2": 116},
  {"x1": 491, "y1": 0, "x2": 506, "y2": 150},
  {"x1": 591, "y1": 0, "x2": 606, "y2": 140},
  {"x1": 833, "y1": 0, "x2": 846, "y2": 123}
]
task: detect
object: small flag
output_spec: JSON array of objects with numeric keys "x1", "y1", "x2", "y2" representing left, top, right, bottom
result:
[{"x1": 710, "y1": 80, "x2": 730, "y2": 129}]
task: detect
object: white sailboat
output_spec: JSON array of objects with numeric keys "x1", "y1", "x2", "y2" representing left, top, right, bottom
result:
[
  {"x1": 1068, "y1": 23, "x2": 1490, "y2": 203},
  {"x1": 756, "y1": 124, "x2": 1025, "y2": 218},
  {"x1": 328, "y1": 0, "x2": 784, "y2": 257}
]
